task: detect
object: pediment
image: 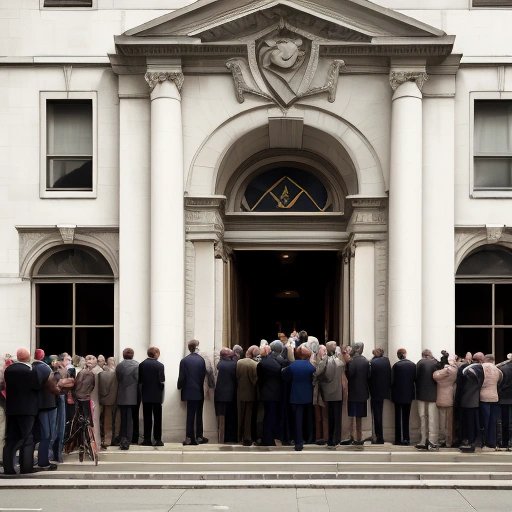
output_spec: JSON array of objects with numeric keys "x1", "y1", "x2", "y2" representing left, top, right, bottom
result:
[{"x1": 124, "y1": 0, "x2": 445, "y2": 42}]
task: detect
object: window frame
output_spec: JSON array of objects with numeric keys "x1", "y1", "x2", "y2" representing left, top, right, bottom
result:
[
  {"x1": 472, "y1": 0, "x2": 512, "y2": 7},
  {"x1": 456, "y1": 278, "x2": 512, "y2": 360},
  {"x1": 470, "y1": 92, "x2": 512, "y2": 198},
  {"x1": 33, "y1": 278, "x2": 115, "y2": 356},
  {"x1": 40, "y1": 91, "x2": 98, "y2": 199},
  {"x1": 40, "y1": 0, "x2": 96, "y2": 9}
]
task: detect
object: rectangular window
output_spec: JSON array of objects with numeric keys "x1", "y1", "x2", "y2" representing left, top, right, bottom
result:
[
  {"x1": 44, "y1": 1, "x2": 92, "y2": 6},
  {"x1": 473, "y1": 0, "x2": 512, "y2": 6},
  {"x1": 474, "y1": 100, "x2": 512, "y2": 190},
  {"x1": 40, "y1": 92, "x2": 97, "y2": 198},
  {"x1": 47, "y1": 100, "x2": 93, "y2": 191}
]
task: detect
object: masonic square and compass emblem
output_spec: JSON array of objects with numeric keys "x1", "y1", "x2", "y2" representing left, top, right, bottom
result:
[{"x1": 226, "y1": 16, "x2": 344, "y2": 109}]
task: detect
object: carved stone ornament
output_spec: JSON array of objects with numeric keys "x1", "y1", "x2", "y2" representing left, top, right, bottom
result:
[
  {"x1": 57, "y1": 224, "x2": 76, "y2": 244},
  {"x1": 145, "y1": 71, "x2": 184, "y2": 92},
  {"x1": 226, "y1": 17, "x2": 344, "y2": 109},
  {"x1": 389, "y1": 71, "x2": 429, "y2": 91},
  {"x1": 486, "y1": 225, "x2": 505, "y2": 243}
]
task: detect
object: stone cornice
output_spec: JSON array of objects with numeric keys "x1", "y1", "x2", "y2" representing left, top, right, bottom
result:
[
  {"x1": 389, "y1": 70, "x2": 429, "y2": 91},
  {"x1": 145, "y1": 71, "x2": 184, "y2": 92},
  {"x1": 185, "y1": 196, "x2": 226, "y2": 241}
]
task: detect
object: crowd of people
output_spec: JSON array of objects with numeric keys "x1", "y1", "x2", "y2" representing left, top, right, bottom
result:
[
  {"x1": 1, "y1": 330, "x2": 511, "y2": 474},
  {"x1": 178, "y1": 332, "x2": 512, "y2": 453},
  {"x1": 0, "y1": 346, "x2": 164, "y2": 474}
]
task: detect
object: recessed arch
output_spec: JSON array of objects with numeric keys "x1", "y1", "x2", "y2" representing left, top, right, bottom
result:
[{"x1": 186, "y1": 105, "x2": 386, "y2": 198}]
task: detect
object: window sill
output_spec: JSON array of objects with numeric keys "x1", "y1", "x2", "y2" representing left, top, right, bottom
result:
[
  {"x1": 471, "y1": 189, "x2": 512, "y2": 198},
  {"x1": 40, "y1": 190, "x2": 97, "y2": 199}
]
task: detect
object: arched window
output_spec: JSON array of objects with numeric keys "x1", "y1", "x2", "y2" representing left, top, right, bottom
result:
[
  {"x1": 456, "y1": 244, "x2": 512, "y2": 362},
  {"x1": 242, "y1": 167, "x2": 333, "y2": 212},
  {"x1": 34, "y1": 246, "x2": 114, "y2": 358}
]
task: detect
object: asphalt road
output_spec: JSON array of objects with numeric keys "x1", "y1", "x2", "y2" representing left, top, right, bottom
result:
[{"x1": 0, "y1": 488, "x2": 509, "y2": 512}]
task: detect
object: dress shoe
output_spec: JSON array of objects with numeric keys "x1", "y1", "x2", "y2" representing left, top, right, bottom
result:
[
  {"x1": 140, "y1": 440, "x2": 153, "y2": 446},
  {"x1": 401, "y1": 440, "x2": 410, "y2": 446},
  {"x1": 372, "y1": 439, "x2": 385, "y2": 445},
  {"x1": 352, "y1": 440, "x2": 364, "y2": 446},
  {"x1": 459, "y1": 444, "x2": 475, "y2": 453},
  {"x1": 154, "y1": 440, "x2": 164, "y2": 447},
  {"x1": 120, "y1": 443, "x2": 130, "y2": 450},
  {"x1": 196, "y1": 436, "x2": 209, "y2": 444},
  {"x1": 415, "y1": 443, "x2": 428, "y2": 450},
  {"x1": 182, "y1": 437, "x2": 198, "y2": 446},
  {"x1": 294, "y1": 444, "x2": 303, "y2": 451},
  {"x1": 315, "y1": 439, "x2": 326, "y2": 446},
  {"x1": 427, "y1": 441, "x2": 439, "y2": 451},
  {"x1": 339, "y1": 437, "x2": 353, "y2": 445},
  {"x1": 242, "y1": 440, "x2": 252, "y2": 446},
  {"x1": 35, "y1": 463, "x2": 58, "y2": 471}
]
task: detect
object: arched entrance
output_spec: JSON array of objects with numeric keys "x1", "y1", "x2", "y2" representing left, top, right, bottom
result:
[{"x1": 185, "y1": 109, "x2": 388, "y2": 356}]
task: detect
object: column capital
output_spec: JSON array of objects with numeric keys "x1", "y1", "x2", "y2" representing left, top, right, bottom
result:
[
  {"x1": 389, "y1": 71, "x2": 429, "y2": 92},
  {"x1": 145, "y1": 71, "x2": 184, "y2": 93}
]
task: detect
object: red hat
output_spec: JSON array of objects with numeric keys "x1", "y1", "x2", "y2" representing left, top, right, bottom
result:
[{"x1": 34, "y1": 348, "x2": 45, "y2": 361}]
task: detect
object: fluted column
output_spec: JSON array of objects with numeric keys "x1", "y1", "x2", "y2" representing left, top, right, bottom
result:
[
  {"x1": 145, "y1": 70, "x2": 185, "y2": 440},
  {"x1": 388, "y1": 70, "x2": 427, "y2": 363}
]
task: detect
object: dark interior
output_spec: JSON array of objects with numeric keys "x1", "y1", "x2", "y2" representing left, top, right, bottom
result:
[{"x1": 232, "y1": 250, "x2": 339, "y2": 348}]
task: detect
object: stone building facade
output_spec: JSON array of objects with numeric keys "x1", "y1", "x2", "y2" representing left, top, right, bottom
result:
[{"x1": 2, "y1": 0, "x2": 512, "y2": 440}]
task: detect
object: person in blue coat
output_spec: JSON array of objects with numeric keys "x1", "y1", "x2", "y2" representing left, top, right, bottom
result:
[
  {"x1": 391, "y1": 348, "x2": 416, "y2": 445},
  {"x1": 177, "y1": 339, "x2": 207, "y2": 446},
  {"x1": 282, "y1": 344, "x2": 316, "y2": 451}
]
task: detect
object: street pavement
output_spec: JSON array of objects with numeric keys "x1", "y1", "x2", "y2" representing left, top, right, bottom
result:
[{"x1": 0, "y1": 488, "x2": 509, "y2": 512}]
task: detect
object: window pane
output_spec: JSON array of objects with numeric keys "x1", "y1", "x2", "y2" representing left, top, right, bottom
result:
[
  {"x1": 455, "y1": 283, "x2": 492, "y2": 325},
  {"x1": 457, "y1": 245, "x2": 512, "y2": 276},
  {"x1": 474, "y1": 158, "x2": 512, "y2": 189},
  {"x1": 47, "y1": 100, "x2": 92, "y2": 155},
  {"x1": 76, "y1": 283, "x2": 114, "y2": 325},
  {"x1": 455, "y1": 328, "x2": 492, "y2": 358},
  {"x1": 37, "y1": 247, "x2": 113, "y2": 276},
  {"x1": 44, "y1": 0, "x2": 92, "y2": 5},
  {"x1": 36, "y1": 283, "x2": 73, "y2": 325},
  {"x1": 474, "y1": 100, "x2": 512, "y2": 154},
  {"x1": 37, "y1": 327, "x2": 72, "y2": 357},
  {"x1": 495, "y1": 329, "x2": 512, "y2": 365},
  {"x1": 495, "y1": 284, "x2": 512, "y2": 325},
  {"x1": 75, "y1": 327, "x2": 114, "y2": 358},
  {"x1": 473, "y1": 1, "x2": 512, "y2": 6},
  {"x1": 47, "y1": 158, "x2": 92, "y2": 190}
]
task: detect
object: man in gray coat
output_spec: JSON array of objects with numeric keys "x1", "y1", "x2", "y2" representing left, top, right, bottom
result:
[
  {"x1": 115, "y1": 348, "x2": 139, "y2": 450},
  {"x1": 315, "y1": 341, "x2": 344, "y2": 447},
  {"x1": 415, "y1": 349, "x2": 439, "y2": 450},
  {"x1": 99, "y1": 357, "x2": 118, "y2": 447}
]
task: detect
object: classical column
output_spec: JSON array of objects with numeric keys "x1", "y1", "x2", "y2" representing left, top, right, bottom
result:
[
  {"x1": 353, "y1": 241, "x2": 375, "y2": 358},
  {"x1": 422, "y1": 79, "x2": 455, "y2": 357},
  {"x1": 118, "y1": 75, "x2": 150, "y2": 360},
  {"x1": 388, "y1": 70, "x2": 427, "y2": 363},
  {"x1": 145, "y1": 70, "x2": 185, "y2": 440}
]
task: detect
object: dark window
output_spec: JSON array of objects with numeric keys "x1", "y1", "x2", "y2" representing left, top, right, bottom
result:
[
  {"x1": 474, "y1": 100, "x2": 512, "y2": 190},
  {"x1": 44, "y1": 1, "x2": 93, "y2": 6},
  {"x1": 473, "y1": 0, "x2": 512, "y2": 6},
  {"x1": 46, "y1": 100, "x2": 93, "y2": 190},
  {"x1": 456, "y1": 245, "x2": 512, "y2": 362},
  {"x1": 35, "y1": 247, "x2": 114, "y2": 357},
  {"x1": 242, "y1": 167, "x2": 332, "y2": 212}
]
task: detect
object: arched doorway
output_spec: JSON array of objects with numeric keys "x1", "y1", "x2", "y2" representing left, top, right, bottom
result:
[
  {"x1": 33, "y1": 245, "x2": 115, "y2": 357},
  {"x1": 456, "y1": 244, "x2": 512, "y2": 362}
]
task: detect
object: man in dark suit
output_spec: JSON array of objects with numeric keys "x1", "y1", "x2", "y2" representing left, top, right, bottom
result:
[
  {"x1": 139, "y1": 346, "x2": 165, "y2": 446},
  {"x1": 258, "y1": 340, "x2": 288, "y2": 446},
  {"x1": 369, "y1": 347, "x2": 391, "y2": 444},
  {"x1": 3, "y1": 348, "x2": 43, "y2": 474},
  {"x1": 115, "y1": 347, "x2": 139, "y2": 450},
  {"x1": 391, "y1": 348, "x2": 416, "y2": 446},
  {"x1": 177, "y1": 339, "x2": 207, "y2": 445},
  {"x1": 214, "y1": 347, "x2": 237, "y2": 443}
]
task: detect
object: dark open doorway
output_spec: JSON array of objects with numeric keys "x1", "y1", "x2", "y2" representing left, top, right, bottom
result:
[{"x1": 231, "y1": 251, "x2": 340, "y2": 348}]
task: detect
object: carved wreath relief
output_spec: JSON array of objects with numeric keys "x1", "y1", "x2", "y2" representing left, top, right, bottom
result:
[{"x1": 226, "y1": 18, "x2": 344, "y2": 108}]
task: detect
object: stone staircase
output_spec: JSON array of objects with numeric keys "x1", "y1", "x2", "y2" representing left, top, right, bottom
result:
[{"x1": 2, "y1": 444, "x2": 512, "y2": 488}]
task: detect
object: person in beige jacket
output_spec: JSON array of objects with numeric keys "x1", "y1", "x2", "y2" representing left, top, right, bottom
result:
[
  {"x1": 480, "y1": 354, "x2": 503, "y2": 448},
  {"x1": 433, "y1": 355, "x2": 457, "y2": 447},
  {"x1": 236, "y1": 345, "x2": 260, "y2": 445}
]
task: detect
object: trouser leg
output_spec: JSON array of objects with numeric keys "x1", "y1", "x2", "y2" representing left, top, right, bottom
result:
[
  {"x1": 371, "y1": 400, "x2": 384, "y2": 441},
  {"x1": 186, "y1": 400, "x2": 198, "y2": 440},
  {"x1": 417, "y1": 400, "x2": 427, "y2": 444},
  {"x1": 142, "y1": 402, "x2": 153, "y2": 442},
  {"x1": 17, "y1": 415, "x2": 36, "y2": 474},
  {"x1": 196, "y1": 400, "x2": 204, "y2": 439},
  {"x1": 427, "y1": 401, "x2": 439, "y2": 444},
  {"x1": 153, "y1": 403, "x2": 162, "y2": 442},
  {"x1": 394, "y1": 404, "x2": 402, "y2": 443},
  {"x1": 292, "y1": 404, "x2": 304, "y2": 449}
]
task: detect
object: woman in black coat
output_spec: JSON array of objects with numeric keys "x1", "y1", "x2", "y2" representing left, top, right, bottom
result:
[{"x1": 215, "y1": 348, "x2": 238, "y2": 443}]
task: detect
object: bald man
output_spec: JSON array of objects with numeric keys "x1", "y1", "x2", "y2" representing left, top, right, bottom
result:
[{"x1": 3, "y1": 348, "x2": 43, "y2": 474}]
